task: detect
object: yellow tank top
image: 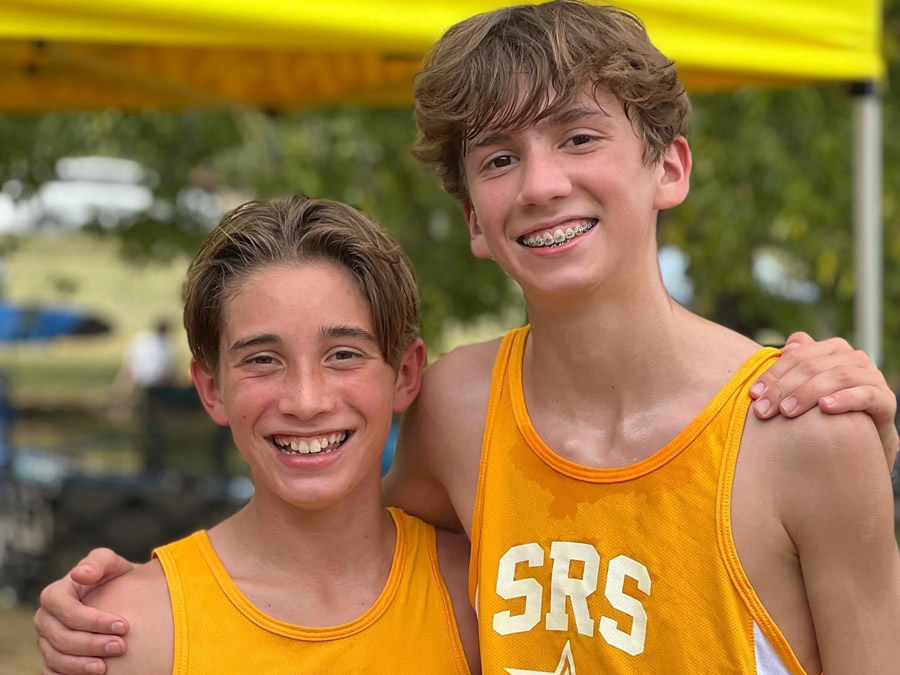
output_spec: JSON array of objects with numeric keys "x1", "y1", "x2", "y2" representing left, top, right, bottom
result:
[
  {"x1": 154, "y1": 507, "x2": 471, "y2": 674},
  {"x1": 469, "y1": 326, "x2": 806, "y2": 674}
]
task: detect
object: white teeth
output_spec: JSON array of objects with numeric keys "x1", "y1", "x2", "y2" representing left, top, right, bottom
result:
[
  {"x1": 274, "y1": 431, "x2": 350, "y2": 455},
  {"x1": 565, "y1": 228, "x2": 575, "y2": 239},
  {"x1": 553, "y1": 229, "x2": 566, "y2": 243},
  {"x1": 575, "y1": 224, "x2": 584, "y2": 234},
  {"x1": 542, "y1": 232, "x2": 554, "y2": 246}
]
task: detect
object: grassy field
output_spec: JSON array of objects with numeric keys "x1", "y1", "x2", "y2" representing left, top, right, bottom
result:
[{"x1": 0, "y1": 605, "x2": 41, "y2": 674}]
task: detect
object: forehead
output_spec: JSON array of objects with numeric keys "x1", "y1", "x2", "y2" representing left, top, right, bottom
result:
[
  {"x1": 467, "y1": 86, "x2": 620, "y2": 150},
  {"x1": 222, "y1": 262, "x2": 373, "y2": 337}
]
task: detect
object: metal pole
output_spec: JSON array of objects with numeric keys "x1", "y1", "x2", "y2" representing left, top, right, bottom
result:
[{"x1": 850, "y1": 81, "x2": 883, "y2": 366}]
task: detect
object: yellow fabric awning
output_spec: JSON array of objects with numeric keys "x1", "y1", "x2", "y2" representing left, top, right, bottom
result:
[{"x1": 0, "y1": 0, "x2": 884, "y2": 111}]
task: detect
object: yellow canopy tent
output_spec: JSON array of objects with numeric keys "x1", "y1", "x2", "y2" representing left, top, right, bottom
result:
[
  {"x1": 0, "y1": 0, "x2": 886, "y2": 360},
  {"x1": 0, "y1": 0, "x2": 883, "y2": 109}
]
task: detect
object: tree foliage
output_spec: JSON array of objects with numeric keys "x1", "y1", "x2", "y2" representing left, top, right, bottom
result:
[
  {"x1": 666, "y1": 0, "x2": 900, "y2": 374},
  {"x1": 0, "y1": 0, "x2": 897, "y2": 372}
]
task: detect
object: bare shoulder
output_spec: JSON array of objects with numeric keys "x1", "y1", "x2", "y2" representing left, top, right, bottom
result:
[
  {"x1": 84, "y1": 559, "x2": 173, "y2": 675},
  {"x1": 434, "y1": 527, "x2": 480, "y2": 675},
  {"x1": 414, "y1": 337, "x2": 502, "y2": 466},
  {"x1": 744, "y1": 408, "x2": 888, "y2": 529},
  {"x1": 750, "y1": 407, "x2": 882, "y2": 477},
  {"x1": 387, "y1": 337, "x2": 503, "y2": 533},
  {"x1": 420, "y1": 338, "x2": 502, "y2": 412}
]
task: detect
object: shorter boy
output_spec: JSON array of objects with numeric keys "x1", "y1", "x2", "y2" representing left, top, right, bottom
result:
[{"x1": 72, "y1": 195, "x2": 478, "y2": 674}]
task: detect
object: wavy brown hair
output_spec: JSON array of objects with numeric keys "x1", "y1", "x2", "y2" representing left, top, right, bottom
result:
[
  {"x1": 412, "y1": 0, "x2": 690, "y2": 202},
  {"x1": 183, "y1": 195, "x2": 420, "y2": 374}
]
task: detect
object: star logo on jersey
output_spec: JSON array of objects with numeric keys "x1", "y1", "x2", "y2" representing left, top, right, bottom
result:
[{"x1": 505, "y1": 640, "x2": 576, "y2": 675}]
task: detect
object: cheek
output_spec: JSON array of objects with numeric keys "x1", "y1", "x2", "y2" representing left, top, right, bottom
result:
[
  {"x1": 339, "y1": 373, "x2": 395, "y2": 414},
  {"x1": 469, "y1": 181, "x2": 508, "y2": 218},
  {"x1": 226, "y1": 380, "x2": 275, "y2": 420}
]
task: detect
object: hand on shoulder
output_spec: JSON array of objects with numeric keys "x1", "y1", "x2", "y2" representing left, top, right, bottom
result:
[{"x1": 84, "y1": 559, "x2": 173, "y2": 675}]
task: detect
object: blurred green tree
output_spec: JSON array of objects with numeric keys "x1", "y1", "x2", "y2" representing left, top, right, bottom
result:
[
  {"x1": 665, "y1": 0, "x2": 899, "y2": 375},
  {"x1": 0, "y1": 107, "x2": 515, "y2": 346},
  {"x1": 0, "y1": 0, "x2": 897, "y2": 369}
]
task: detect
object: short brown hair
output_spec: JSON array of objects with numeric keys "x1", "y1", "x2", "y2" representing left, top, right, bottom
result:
[
  {"x1": 412, "y1": 0, "x2": 690, "y2": 202},
  {"x1": 183, "y1": 195, "x2": 419, "y2": 373}
]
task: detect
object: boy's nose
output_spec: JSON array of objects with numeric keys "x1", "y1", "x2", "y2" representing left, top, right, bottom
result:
[
  {"x1": 517, "y1": 151, "x2": 573, "y2": 207},
  {"x1": 278, "y1": 368, "x2": 336, "y2": 420}
]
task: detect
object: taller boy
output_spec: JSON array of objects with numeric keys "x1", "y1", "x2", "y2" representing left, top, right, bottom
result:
[{"x1": 392, "y1": 1, "x2": 900, "y2": 672}]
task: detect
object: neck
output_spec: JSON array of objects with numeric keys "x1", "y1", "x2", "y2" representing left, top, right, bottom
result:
[
  {"x1": 524, "y1": 267, "x2": 698, "y2": 406},
  {"x1": 214, "y1": 473, "x2": 394, "y2": 587}
]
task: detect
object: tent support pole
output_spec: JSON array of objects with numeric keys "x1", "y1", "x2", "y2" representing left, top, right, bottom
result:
[{"x1": 850, "y1": 81, "x2": 882, "y2": 365}]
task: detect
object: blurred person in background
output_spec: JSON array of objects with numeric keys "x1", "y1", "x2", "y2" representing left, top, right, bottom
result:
[
  {"x1": 115, "y1": 318, "x2": 177, "y2": 394},
  {"x1": 108, "y1": 318, "x2": 177, "y2": 429}
]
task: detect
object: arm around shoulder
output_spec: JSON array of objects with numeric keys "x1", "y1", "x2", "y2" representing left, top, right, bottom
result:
[
  {"x1": 83, "y1": 559, "x2": 174, "y2": 675},
  {"x1": 775, "y1": 411, "x2": 900, "y2": 673},
  {"x1": 384, "y1": 339, "x2": 500, "y2": 535}
]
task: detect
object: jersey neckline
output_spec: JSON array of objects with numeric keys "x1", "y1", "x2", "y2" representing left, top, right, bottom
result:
[
  {"x1": 508, "y1": 325, "x2": 778, "y2": 483},
  {"x1": 194, "y1": 506, "x2": 407, "y2": 641}
]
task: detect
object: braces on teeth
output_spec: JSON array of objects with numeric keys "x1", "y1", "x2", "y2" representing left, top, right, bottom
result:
[{"x1": 521, "y1": 219, "x2": 597, "y2": 248}]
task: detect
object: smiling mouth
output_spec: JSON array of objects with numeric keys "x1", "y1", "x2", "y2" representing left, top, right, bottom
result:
[
  {"x1": 270, "y1": 431, "x2": 352, "y2": 456},
  {"x1": 518, "y1": 219, "x2": 598, "y2": 248}
]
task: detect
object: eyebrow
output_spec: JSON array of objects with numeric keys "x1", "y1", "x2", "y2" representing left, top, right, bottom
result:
[
  {"x1": 549, "y1": 106, "x2": 610, "y2": 126},
  {"x1": 469, "y1": 107, "x2": 611, "y2": 151},
  {"x1": 319, "y1": 325, "x2": 379, "y2": 344},
  {"x1": 229, "y1": 333, "x2": 281, "y2": 353},
  {"x1": 470, "y1": 130, "x2": 513, "y2": 151}
]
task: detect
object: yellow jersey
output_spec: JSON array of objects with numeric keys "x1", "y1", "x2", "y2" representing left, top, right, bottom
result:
[
  {"x1": 154, "y1": 507, "x2": 471, "y2": 674},
  {"x1": 469, "y1": 326, "x2": 806, "y2": 674}
]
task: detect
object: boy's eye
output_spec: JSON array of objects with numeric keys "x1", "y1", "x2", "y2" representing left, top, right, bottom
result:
[
  {"x1": 330, "y1": 350, "x2": 361, "y2": 361},
  {"x1": 488, "y1": 155, "x2": 514, "y2": 169},
  {"x1": 569, "y1": 134, "x2": 595, "y2": 146},
  {"x1": 246, "y1": 354, "x2": 275, "y2": 365}
]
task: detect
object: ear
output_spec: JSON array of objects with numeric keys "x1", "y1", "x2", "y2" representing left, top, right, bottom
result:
[
  {"x1": 191, "y1": 359, "x2": 228, "y2": 426},
  {"x1": 653, "y1": 136, "x2": 692, "y2": 210},
  {"x1": 463, "y1": 202, "x2": 492, "y2": 260},
  {"x1": 391, "y1": 338, "x2": 427, "y2": 413}
]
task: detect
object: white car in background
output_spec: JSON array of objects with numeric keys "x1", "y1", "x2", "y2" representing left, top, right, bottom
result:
[{"x1": 0, "y1": 156, "x2": 161, "y2": 234}]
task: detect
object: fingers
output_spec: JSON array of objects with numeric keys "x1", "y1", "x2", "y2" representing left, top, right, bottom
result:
[
  {"x1": 38, "y1": 635, "x2": 109, "y2": 674},
  {"x1": 38, "y1": 576, "x2": 129, "y2": 635},
  {"x1": 70, "y1": 548, "x2": 136, "y2": 588},
  {"x1": 748, "y1": 338, "x2": 864, "y2": 415},
  {"x1": 782, "y1": 330, "x2": 815, "y2": 347},
  {"x1": 748, "y1": 335, "x2": 900, "y2": 468},
  {"x1": 751, "y1": 352, "x2": 871, "y2": 419},
  {"x1": 34, "y1": 607, "x2": 126, "y2": 658}
]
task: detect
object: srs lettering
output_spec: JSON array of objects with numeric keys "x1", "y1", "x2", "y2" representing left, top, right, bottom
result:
[{"x1": 492, "y1": 541, "x2": 651, "y2": 656}]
